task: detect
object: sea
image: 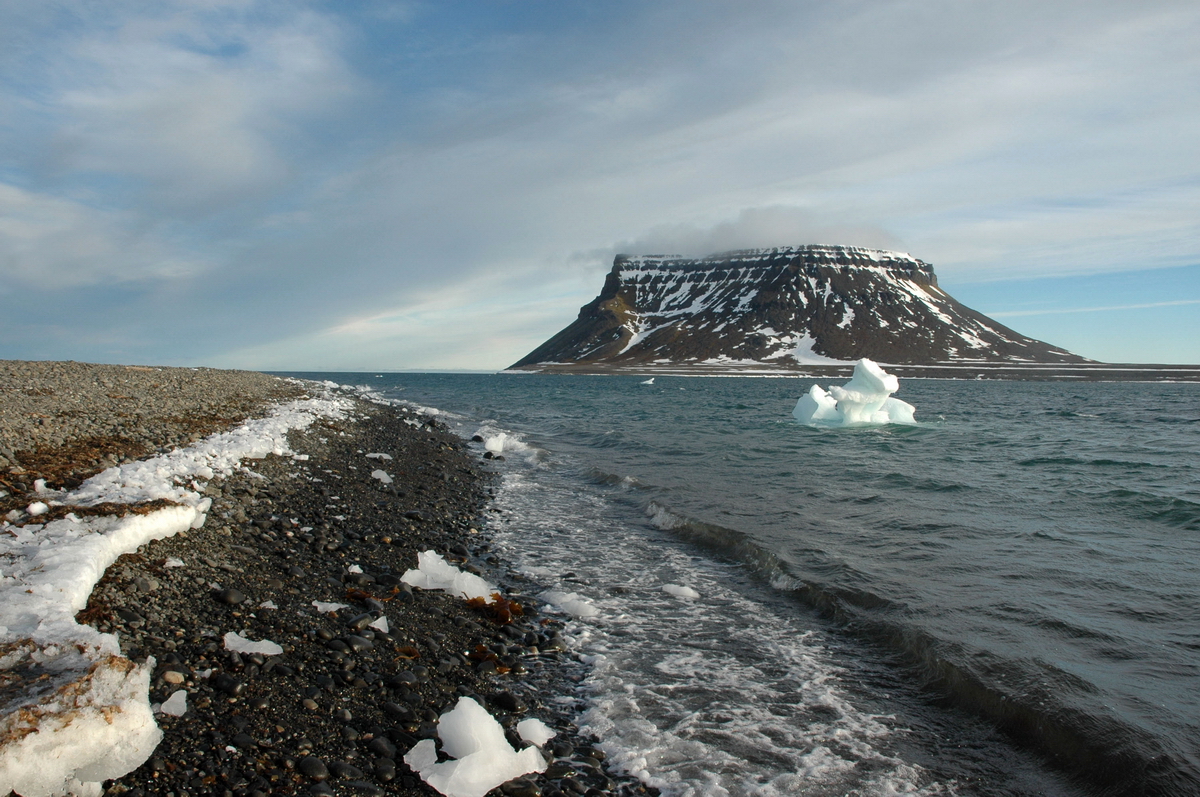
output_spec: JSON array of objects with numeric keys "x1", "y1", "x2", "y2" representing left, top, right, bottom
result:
[{"x1": 292, "y1": 372, "x2": 1200, "y2": 797}]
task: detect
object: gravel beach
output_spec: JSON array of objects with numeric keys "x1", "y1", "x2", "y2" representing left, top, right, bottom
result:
[{"x1": 0, "y1": 362, "x2": 654, "y2": 797}]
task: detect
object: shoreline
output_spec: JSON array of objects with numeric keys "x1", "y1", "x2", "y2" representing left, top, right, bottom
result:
[
  {"x1": 0, "y1": 362, "x2": 653, "y2": 797},
  {"x1": 504, "y1": 361, "x2": 1200, "y2": 382}
]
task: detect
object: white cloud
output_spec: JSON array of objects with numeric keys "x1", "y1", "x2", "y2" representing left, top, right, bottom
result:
[
  {"x1": 0, "y1": 183, "x2": 206, "y2": 290},
  {"x1": 29, "y1": 5, "x2": 356, "y2": 211}
]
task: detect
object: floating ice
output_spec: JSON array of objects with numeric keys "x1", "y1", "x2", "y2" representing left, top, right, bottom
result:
[
  {"x1": 403, "y1": 697, "x2": 547, "y2": 797},
  {"x1": 484, "y1": 433, "x2": 509, "y2": 453},
  {"x1": 159, "y1": 690, "x2": 187, "y2": 717},
  {"x1": 641, "y1": 377, "x2": 654, "y2": 385},
  {"x1": 662, "y1": 584, "x2": 700, "y2": 599},
  {"x1": 792, "y1": 359, "x2": 916, "y2": 426},
  {"x1": 516, "y1": 718, "x2": 556, "y2": 747},
  {"x1": 371, "y1": 469, "x2": 394, "y2": 484},
  {"x1": 401, "y1": 550, "x2": 497, "y2": 602},
  {"x1": 223, "y1": 632, "x2": 283, "y2": 656},
  {"x1": 540, "y1": 590, "x2": 599, "y2": 618}
]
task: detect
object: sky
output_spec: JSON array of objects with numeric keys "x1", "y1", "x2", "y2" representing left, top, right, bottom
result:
[{"x1": 1, "y1": 0, "x2": 1197, "y2": 370}]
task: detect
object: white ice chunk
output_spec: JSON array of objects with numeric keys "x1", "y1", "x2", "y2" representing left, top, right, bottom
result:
[
  {"x1": 403, "y1": 697, "x2": 547, "y2": 797},
  {"x1": 312, "y1": 601, "x2": 349, "y2": 614},
  {"x1": 159, "y1": 690, "x2": 187, "y2": 717},
  {"x1": 371, "y1": 469, "x2": 394, "y2": 484},
  {"x1": 516, "y1": 718, "x2": 556, "y2": 747},
  {"x1": 223, "y1": 632, "x2": 283, "y2": 656},
  {"x1": 164, "y1": 557, "x2": 185, "y2": 568},
  {"x1": 662, "y1": 584, "x2": 700, "y2": 599},
  {"x1": 792, "y1": 359, "x2": 916, "y2": 427},
  {"x1": 370, "y1": 615, "x2": 390, "y2": 633},
  {"x1": 348, "y1": 564, "x2": 363, "y2": 574},
  {"x1": 258, "y1": 600, "x2": 278, "y2": 610},
  {"x1": 0, "y1": 655, "x2": 161, "y2": 797},
  {"x1": 484, "y1": 433, "x2": 508, "y2": 453},
  {"x1": 540, "y1": 590, "x2": 599, "y2": 618},
  {"x1": 365, "y1": 452, "x2": 393, "y2": 460},
  {"x1": 401, "y1": 551, "x2": 497, "y2": 602},
  {"x1": 27, "y1": 501, "x2": 49, "y2": 517}
]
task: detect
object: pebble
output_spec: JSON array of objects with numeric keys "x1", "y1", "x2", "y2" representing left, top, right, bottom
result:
[
  {"x1": 297, "y1": 756, "x2": 329, "y2": 781},
  {"x1": 161, "y1": 671, "x2": 185, "y2": 685},
  {"x1": 215, "y1": 587, "x2": 246, "y2": 605}
]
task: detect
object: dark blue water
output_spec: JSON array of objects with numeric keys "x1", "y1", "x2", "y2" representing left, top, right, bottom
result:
[{"x1": 294, "y1": 373, "x2": 1200, "y2": 796}]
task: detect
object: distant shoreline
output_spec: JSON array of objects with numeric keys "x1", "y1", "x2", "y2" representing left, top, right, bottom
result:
[{"x1": 505, "y1": 361, "x2": 1200, "y2": 382}]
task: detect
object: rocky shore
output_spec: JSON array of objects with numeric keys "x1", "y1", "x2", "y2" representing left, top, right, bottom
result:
[{"x1": 0, "y1": 362, "x2": 654, "y2": 797}]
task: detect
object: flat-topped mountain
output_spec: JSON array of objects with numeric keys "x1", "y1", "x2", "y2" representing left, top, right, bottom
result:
[{"x1": 511, "y1": 245, "x2": 1087, "y2": 370}]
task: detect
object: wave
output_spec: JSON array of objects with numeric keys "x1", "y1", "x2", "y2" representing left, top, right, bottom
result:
[
  {"x1": 1095, "y1": 488, "x2": 1200, "y2": 530},
  {"x1": 640, "y1": 499, "x2": 1200, "y2": 797}
]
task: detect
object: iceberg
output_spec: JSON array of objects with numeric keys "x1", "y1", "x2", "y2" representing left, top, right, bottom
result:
[{"x1": 793, "y1": 359, "x2": 916, "y2": 426}]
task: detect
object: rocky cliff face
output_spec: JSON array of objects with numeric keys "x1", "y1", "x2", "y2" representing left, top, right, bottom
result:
[{"x1": 511, "y1": 246, "x2": 1086, "y2": 368}]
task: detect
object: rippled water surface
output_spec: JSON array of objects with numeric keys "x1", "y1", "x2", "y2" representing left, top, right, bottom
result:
[{"x1": 298, "y1": 373, "x2": 1200, "y2": 795}]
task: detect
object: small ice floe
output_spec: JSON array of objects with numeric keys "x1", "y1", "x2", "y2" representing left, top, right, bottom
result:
[
  {"x1": 401, "y1": 551, "x2": 497, "y2": 602},
  {"x1": 793, "y1": 358, "x2": 916, "y2": 426},
  {"x1": 371, "y1": 469, "x2": 394, "y2": 484},
  {"x1": 365, "y1": 452, "x2": 393, "y2": 461},
  {"x1": 403, "y1": 697, "x2": 547, "y2": 797},
  {"x1": 312, "y1": 601, "x2": 350, "y2": 614},
  {"x1": 516, "y1": 718, "x2": 556, "y2": 747},
  {"x1": 223, "y1": 632, "x2": 283, "y2": 656},
  {"x1": 158, "y1": 690, "x2": 187, "y2": 717},
  {"x1": 641, "y1": 377, "x2": 654, "y2": 385},
  {"x1": 540, "y1": 590, "x2": 599, "y2": 618},
  {"x1": 662, "y1": 584, "x2": 700, "y2": 599}
]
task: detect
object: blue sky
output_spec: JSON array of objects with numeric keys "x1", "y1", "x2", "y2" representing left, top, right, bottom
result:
[{"x1": 1, "y1": 0, "x2": 1197, "y2": 369}]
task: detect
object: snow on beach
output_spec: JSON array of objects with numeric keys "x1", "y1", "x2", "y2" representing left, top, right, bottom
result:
[{"x1": 0, "y1": 393, "x2": 353, "y2": 797}]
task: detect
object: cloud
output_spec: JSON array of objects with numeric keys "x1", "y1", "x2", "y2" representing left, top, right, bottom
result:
[
  {"x1": 13, "y1": 3, "x2": 356, "y2": 213},
  {"x1": 989, "y1": 299, "x2": 1200, "y2": 319},
  {"x1": 0, "y1": 182, "x2": 207, "y2": 291},
  {"x1": 209, "y1": 264, "x2": 597, "y2": 371},
  {"x1": 611, "y1": 207, "x2": 905, "y2": 258}
]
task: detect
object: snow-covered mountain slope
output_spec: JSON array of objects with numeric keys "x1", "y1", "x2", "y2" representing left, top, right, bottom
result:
[{"x1": 511, "y1": 246, "x2": 1086, "y2": 368}]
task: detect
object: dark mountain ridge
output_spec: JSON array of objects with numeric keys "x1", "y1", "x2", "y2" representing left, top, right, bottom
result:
[{"x1": 511, "y1": 245, "x2": 1087, "y2": 370}]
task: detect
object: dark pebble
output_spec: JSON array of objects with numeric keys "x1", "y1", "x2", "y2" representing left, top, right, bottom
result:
[
  {"x1": 492, "y1": 691, "x2": 526, "y2": 713},
  {"x1": 374, "y1": 758, "x2": 396, "y2": 782},
  {"x1": 231, "y1": 732, "x2": 257, "y2": 749},
  {"x1": 215, "y1": 588, "x2": 246, "y2": 605},
  {"x1": 345, "y1": 782, "x2": 385, "y2": 796},
  {"x1": 297, "y1": 756, "x2": 329, "y2": 781},
  {"x1": 367, "y1": 736, "x2": 396, "y2": 758},
  {"x1": 212, "y1": 673, "x2": 244, "y2": 696},
  {"x1": 344, "y1": 634, "x2": 373, "y2": 652},
  {"x1": 329, "y1": 760, "x2": 365, "y2": 779}
]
